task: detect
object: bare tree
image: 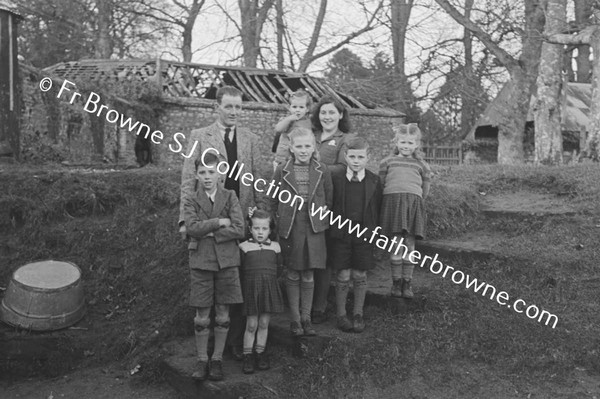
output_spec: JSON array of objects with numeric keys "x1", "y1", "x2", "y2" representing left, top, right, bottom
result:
[
  {"x1": 238, "y1": 0, "x2": 275, "y2": 67},
  {"x1": 435, "y1": 0, "x2": 546, "y2": 164},
  {"x1": 95, "y1": 0, "x2": 114, "y2": 58},
  {"x1": 389, "y1": 0, "x2": 415, "y2": 115},
  {"x1": 533, "y1": 0, "x2": 565, "y2": 164},
  {"x1": 546, "y1": 8, "x2": 600, "y2": 161},
  {"x1": 296, "y1": 0, "x2": 384, "y2": 72},
  {"x1": 134, "y1": 0, "x2": 206, "y2": 62}
]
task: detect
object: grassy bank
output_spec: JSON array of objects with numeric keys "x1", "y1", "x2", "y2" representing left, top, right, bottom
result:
[{"x1": 1, "y1": 163, "x2": 598, "y2": 396}]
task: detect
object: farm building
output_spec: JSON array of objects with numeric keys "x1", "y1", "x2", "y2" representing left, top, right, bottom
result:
[
  {"x1": 463, "y1": 81, "x2": 591, "y2": 163},
  {"x1": 18, "y1": 58, "x2": 405, "y2": 170}
]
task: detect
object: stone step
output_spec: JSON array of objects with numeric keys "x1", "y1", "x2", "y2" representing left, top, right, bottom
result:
[
  {"x1": 160, "y1": 338, "x2": 282, "y2": 399},
  {"x1": 417, "y1": 238, "x2": 498, "y2": 262},
  {"x1": 480, "y1": 192, "x2": 578, "y2": 218}
]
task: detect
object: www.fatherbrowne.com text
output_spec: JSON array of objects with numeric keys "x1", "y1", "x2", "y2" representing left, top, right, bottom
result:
[{"x1": 308, "y1": 203, "x2": 559, "y2": 329}]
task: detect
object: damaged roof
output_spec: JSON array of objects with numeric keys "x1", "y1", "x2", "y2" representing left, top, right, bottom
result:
[{"x1": 44, "y1": 58, "x2": 393, "y2": 112}]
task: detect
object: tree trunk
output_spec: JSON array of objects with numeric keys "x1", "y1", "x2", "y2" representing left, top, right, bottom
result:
[
  {"x1": 390, "y1": 0, "x2": 413, "y2": 114},
  {"x1": 276, "y1": 0, "x2": 284, "y2": 70},
  {"x1": 533, "y1": 0, "x2": 565, "y2": 165},
  {"x1": 181, "y1": 0, "x2": 204, "y2": 63},
  {"x1": 460, "y1": 0, "x2": 475, "y2": 138},
  {"x1": 584, "y1": 26, "x2": 600, "y2": 160},
  {"x1": 95, "y1": 0, "x2": 113, "y2": 58},
  {"x1": 239, "y1": 0, "x2": 274, "y2": 68},
  {"x1": 574, "y1": 0, "x2": 593, "y2": 83},
  {"x1": 497, "y1": 0, "x2": 545, "y2": 164}
]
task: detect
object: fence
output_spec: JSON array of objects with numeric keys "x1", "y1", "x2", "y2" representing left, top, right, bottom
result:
[{"x1": 421, "y1": 143, "x2": 462, "y2": 165}]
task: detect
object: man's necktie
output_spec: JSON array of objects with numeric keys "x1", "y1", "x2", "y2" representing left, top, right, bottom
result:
[
  {"x1": 351, "y1": 171, "x2": 359, "y2": 182},
  {"x1": 225, "y1": 127, "x2": 232, "y2": 144}
]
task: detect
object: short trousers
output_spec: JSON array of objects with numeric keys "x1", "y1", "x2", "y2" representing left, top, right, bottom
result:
[
  {"x1": 329, "y1": 235, "x2": 375, "y2": 271},
  {"x1": 189, "y1": 267, "x2": 243, "y2": 308}
]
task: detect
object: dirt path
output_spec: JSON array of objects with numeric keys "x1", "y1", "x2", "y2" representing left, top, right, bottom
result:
[{"x1": 0, "y1": 365, "x2": 179, "y2": 399}]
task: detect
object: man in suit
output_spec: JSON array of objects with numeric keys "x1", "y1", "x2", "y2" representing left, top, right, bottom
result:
[{"x1": 179, "y1": 85, "x2": 266, "y2": 361}]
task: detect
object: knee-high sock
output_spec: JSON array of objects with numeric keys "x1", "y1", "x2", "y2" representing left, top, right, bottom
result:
[
  {"x1": 300, "y1": 279, "x2": 315, "y2": 321},
  {"x1": 213, "y1": 324, "x2": 229, "y2": 361},
  {"x1": 256, "y1": 326, "x2": 268, "y2": 353},
  {"x1": 243, "y1": 328, "x2": 255, "y2": 355},
  {"x1": 353, "y1": 277, "x2": 368, "y2": 316},
  {"x1": 194, "y1": 329, "x2": 210, "y2": 362},
  {"x1": 402, "y1": 263, "x2": 415, "y2": 280},
  {"x1": 391, "y1": 259, "x2": 403, "y2": 280},
  {"x1": 286, "y1": 276, "x2": 301, "y2": 323},
  {"x1": 335, "y1": 280, "x2": 350, "y2": 317}
]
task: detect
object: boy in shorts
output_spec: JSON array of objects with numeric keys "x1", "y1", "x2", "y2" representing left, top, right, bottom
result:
[
  {"x1": 182, "y1": 151, "x2": 245, "y2": 381},
  {"x1": 329, "y1": 137, "x2": 383, "y2": 333}
]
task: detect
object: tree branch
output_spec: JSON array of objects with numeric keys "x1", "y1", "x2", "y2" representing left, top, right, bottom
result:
[
  {"x1": 298, "y1": 0, "x2": 384, "y2": 72},
  {"x1": 434, "y1": 0, "x2": 519, "y2": 70},
  {"x1": 546, "y1": 24, "x2": 598, "y2": 44}
]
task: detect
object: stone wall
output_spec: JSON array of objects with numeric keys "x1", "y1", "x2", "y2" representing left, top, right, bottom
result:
[
  {"x1": 157, "y1": 98, "x2": 404, "y2": 175},
  {"x1": 19, "y1": 72, "x2": 404, "y2": 169},
  {"x1": 19, "y1": 69, "x2": 134, "y2": 164}
]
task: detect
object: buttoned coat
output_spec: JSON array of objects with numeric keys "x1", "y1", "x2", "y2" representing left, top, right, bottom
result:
[
  {"x1": 328, "y1": 167, "x2": 383, "y2": 240},
  {"x1": 183, "y1": 184, "x2": 245, "y2": 271},
  {"x1": 271, "y1": 158, "x2": 333, "y2": 239},
  {"x1": 179, "y1": 122, "x2": 266, "y2": 224}
]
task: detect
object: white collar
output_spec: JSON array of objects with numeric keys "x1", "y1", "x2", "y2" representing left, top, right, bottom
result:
[
  {"x1": 346, "y1": 168, "x2": 365, "y2": 182},
  {"x1": 217, "y1": 122, "x2": 235, "y2": 141},
  {"x1": 206, "y1": 190, "x2": 217, "y2": 202}
]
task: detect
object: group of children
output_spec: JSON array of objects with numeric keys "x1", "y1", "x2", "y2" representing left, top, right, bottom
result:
[{"x1": 182, "y1": 89, "x2": 431, "y2": 381}]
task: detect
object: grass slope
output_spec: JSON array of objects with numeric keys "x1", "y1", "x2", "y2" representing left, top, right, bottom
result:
[{"x1": 1, "y1": 164, "x2": 599, "y2": 397}]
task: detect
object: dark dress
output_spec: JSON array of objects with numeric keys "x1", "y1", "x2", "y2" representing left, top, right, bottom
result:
[{"x1": 239, "y1": 239, "x2": 285, "y2": 315}]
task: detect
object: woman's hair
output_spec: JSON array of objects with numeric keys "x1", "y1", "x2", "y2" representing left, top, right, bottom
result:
[
  {"x1": 288, "y1": 89, "x2": 313, "y2": 109},
  {"x1": 392, "y1": 123, "x2": 424, "y2": 160},
  {"x1": 310, "y1": 95, "x2": 351, "y2": 133}
]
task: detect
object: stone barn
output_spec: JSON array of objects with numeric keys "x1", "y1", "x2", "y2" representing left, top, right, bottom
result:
[
  {"x1": 19, "y1": 59, "x2": 405, "y2": 171},
  {"x1": 464, "y1": 81, "x2": 591, "y2": 164}
]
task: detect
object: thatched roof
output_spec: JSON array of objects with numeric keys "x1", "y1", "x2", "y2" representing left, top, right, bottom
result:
[
  {"x1": 0, "y1": 0, "x2": 22, "y2": 18},
  {"x1": 466, "y1": 81, "x2": 592, "y2": 141},
  {"x1": 44, "y1": 58, "x2": 403, "y2": 116}
]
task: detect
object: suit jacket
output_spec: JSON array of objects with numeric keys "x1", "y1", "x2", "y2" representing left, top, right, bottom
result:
[
  {"x1": 271, "y1": 158, "x2": 333, "y2": 239},
  {"x1": 329, "y1": 167, "x2": 383, "y2": 240},
  {"x1": 179, "y1": 122, "x2": 266, "y2": 224},
  {"x1": 183, "y1": 184, "x2": 245, "y2": 271}
]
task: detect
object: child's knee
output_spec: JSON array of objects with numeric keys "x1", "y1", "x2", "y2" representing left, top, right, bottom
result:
[
  {"x1": 214, "y1": 305, "x2": 230, "y2": 328},
  {"x1": 245, "y1": 317, "x2": 258, "y2": 333},
  {"x1": 352, "y1": 270, "x2": 367, "y2": 282},
  {"x1": 194, "y1": 309, "x2": 211, "y2": 332},
  {"x1": 301, "y1": 270, "x2": 314, "y2": 282},
  {"x1": 287, "y1": 270, "x2": 300, "y2": 282},
  {"x1": 337, "y1": 269, "x2": 351, "y2": 283},
  {"x1": 258, "y1": 316, "x2": 270, "y2": 330}
]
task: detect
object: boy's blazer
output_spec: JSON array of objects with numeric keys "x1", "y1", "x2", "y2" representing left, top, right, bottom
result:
[
  {"x1": 329, "y1": 167, "x2": 383, "y2": 239},
  {"x1": 183, "y1": 185, "x2": 245, "y2": 271},
  {"x1": 179, "y1": 122, "x2": 266, "y2": 224},
  {"x1": 271, "y1": 158, "x2": 333, "y2": 239}
]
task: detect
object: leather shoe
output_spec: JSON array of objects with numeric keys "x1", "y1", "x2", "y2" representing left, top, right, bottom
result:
[
  {"x1": 242, "y1": 354, "x2": 255, "y2": 374},
  {"x1": 230, "y1": 345, "x2": 244, "y2": 361},
  {"x1": 256, "y1": 352, "x2": 270, "y2": 370},
  {"x1": 191, "y1": 360, "x2": 208, "y2": 381},
  {"x1": 208, "y1": 359, "x2": 224, "y2": 381}
]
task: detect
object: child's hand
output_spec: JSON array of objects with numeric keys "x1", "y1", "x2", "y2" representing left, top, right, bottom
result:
[
  {"x1": 287, "y1": 113, "x2": 300, "y2": 122},
  {"x1": 248, "y1": 206, "x2": 257, "y2": 218},
  {"x1": 219, "y1": 218, "x2": 232, "y2": 228},
  {"x1": 179, "y1": 224, "x2": 187, "y2": 240}
]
